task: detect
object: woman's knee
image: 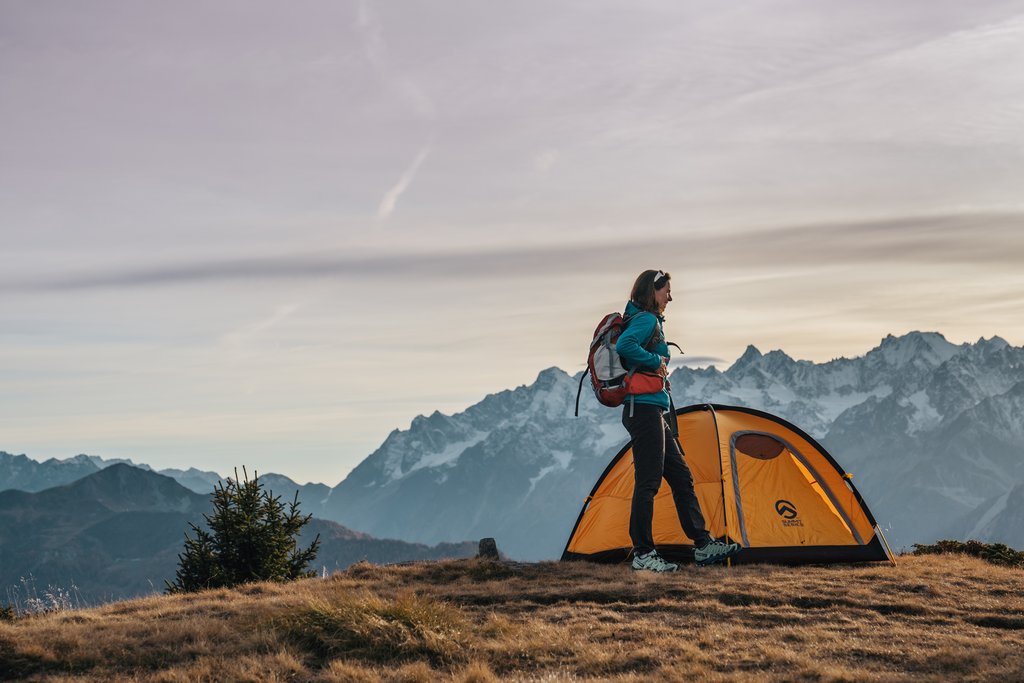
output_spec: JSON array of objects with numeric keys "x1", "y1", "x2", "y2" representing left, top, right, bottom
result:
[
  {"x1": 633, "y1": 474, "x2": 662, "y2": 498},
  {"x1": 664, "y1": 465, "x2": 694, "y2": 491}
]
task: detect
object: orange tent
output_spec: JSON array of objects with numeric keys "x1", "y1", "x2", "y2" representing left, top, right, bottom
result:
[{"x1": 562, "y1": 404, "x2": 894, "y2": 565}]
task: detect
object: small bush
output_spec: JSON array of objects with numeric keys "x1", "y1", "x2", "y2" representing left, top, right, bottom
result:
[
  {"x1": 166, "y1": 467, "x2": 320, "y2": 593},
  {"x1": 911, "y1": 540, "x2": 1024, "y2": 568}
]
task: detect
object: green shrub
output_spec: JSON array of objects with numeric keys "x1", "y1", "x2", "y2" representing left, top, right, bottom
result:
[
  {"x1": 166, "y1": 467, "x2": 320, "y2": 593},
  {"x1": 911, "y1": 539, "x2": 1024, "y2": 568}
]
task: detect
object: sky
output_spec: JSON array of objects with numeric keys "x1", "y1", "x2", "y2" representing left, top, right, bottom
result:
[{"x1": 2, "y1": 0, "x2": 1024, "y2": 484}]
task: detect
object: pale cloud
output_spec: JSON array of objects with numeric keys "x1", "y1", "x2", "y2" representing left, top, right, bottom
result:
[
  {"x1": 220, "y1": 303, "x2": 300, "y2": 349},
  {"x1": 354, "y1": 0, "x2": 434, "y2": 118},
  {"x1": 354, "y1": 0, "x2": 385, "y2": 69},
  {"x1": 534, "y1": 150, "x2": 559, "y2": 174},
  {"x1": 376, "y1": 145, "x2": 431, "y2": 222},
  {"x1": 12, "y1": 211, "x2": 1023, "y2": 292},
  {"x1": 4, "y1": 1, "x2": 1024, "y2": 484},
  {"x1": 399, "y1": 81, "x2": 436, "y2": 120}
]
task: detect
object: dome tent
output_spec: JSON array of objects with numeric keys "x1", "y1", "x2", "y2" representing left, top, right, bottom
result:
[{"x1": 562, "y1": 404, "x2": 894, "y2": 565}]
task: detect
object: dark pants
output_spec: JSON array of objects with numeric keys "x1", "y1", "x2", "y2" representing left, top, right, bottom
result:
[{"x1": 623, "y1": 403, "x2": 712, "y2": 554}]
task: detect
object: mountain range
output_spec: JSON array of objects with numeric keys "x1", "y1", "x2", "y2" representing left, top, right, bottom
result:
[
  {"x1": 318, "y1": 331, "x2": 1024, "y2": 559},
  {"x1": 0, "y1": 464, "x2": 475, "y2": 604},
  {"x1": 4, "y1": 331, "x2": 1024, "y2": 568},
  {"x1": 0, "y1": 452, "x2": 330, "y2": 508}
]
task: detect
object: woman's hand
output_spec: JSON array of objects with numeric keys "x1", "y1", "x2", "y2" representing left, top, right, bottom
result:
[{"x1": 658, "y1": 357, "x2": 669, "y2": 377}]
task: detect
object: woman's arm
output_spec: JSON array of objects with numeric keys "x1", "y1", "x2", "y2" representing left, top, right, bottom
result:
[{"x1": 615, "y1": 313, "x2": 664, "y2": 371}]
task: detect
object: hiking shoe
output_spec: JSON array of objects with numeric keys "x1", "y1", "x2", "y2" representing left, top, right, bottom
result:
[
  {"x1": 694, "y1": 539, "x2": 742, "y2": 567},
  {"x1": 631, "y1": 550, "x2": 679, "y2": 573}
]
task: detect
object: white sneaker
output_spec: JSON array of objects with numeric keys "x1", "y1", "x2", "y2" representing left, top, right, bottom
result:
[
  {"x1": 631, "y1": 550, "x2": 679, "y2": 572},
  {"x1": 694, "y1": 539, "x2": 741, "y2": 567}
]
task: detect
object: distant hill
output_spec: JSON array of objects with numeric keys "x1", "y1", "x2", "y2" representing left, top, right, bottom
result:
[
  {"x1": 0, "y1": 452, "x2": 109, "y2": 493},
  {"x1": 0, "y1": 453, "x2": 329, "y2": 512},
  {"x1": 0, "y1": 465, "x2": 206, "y2": 602},
  {"x1": 0, "y1": 465, "x2": 475, "y2": 603}
]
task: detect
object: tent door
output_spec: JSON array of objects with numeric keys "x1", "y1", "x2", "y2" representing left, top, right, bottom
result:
[{"x1": 728, "y1": 430, "x2": 865, "y2": 547}]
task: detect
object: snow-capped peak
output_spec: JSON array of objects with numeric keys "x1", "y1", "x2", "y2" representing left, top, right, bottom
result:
[
  {"x1": 871, "y1": 331, "x2": 960, "y2": 368},
  {"x1": 324, "y1": 331, "x2": 1024, "y2": 559},
  {"x1": 727, "y1": 344, "x2": 764, "y2": 373}
]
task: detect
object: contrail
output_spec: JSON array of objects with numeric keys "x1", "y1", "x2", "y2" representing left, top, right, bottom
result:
[{"x1": 377, "y1": 146, "x2": 431, "y2": 222}]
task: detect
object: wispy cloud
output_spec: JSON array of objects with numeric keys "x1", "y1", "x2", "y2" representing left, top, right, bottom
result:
[
  {"x1": 354, "y1": 0, "x2": 386, "y2": 69},
  {"x1": 220, "y1": 303, "x2": 299, "y2": 348},
  {"x1": 9, "y1": 211, "x2": 1023, "y2": 292},
  {"x1": 354, "y1": 0, "x2": 434, "y2": 118},
  {"x1": 534, "y1": 149, "x2": 559, "y2": 174},
  {"x1": 376, "y1": 145, "x2": 431, "y2": 222}
]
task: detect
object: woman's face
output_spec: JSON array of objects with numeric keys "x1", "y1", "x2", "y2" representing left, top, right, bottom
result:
[{"x1": 655, "y1": 282, "x2": 673, "y2": 313}]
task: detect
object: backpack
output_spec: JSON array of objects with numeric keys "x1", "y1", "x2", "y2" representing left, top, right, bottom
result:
[{"x1": 574, "y1": 311, "x2": 680, "y2": 416}]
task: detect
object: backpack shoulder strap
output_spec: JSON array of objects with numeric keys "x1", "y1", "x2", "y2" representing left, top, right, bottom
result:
[
  {"x1": 646, "y1": 324, "x2": 660, "y2": 351},
  {"x1": 640, "y1": 314, "x2": 661, "y2": 351},
  {"x1": 574, "y1": 369, "x2": 588, "y2": 417},
  {"x1": 620, "y1": 311, "x2": 662, "y2": 355}
]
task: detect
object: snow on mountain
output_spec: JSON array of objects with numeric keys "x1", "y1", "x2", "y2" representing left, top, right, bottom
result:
[
  {"x1": 321, "y1": 366, "x2": 625, "y2": 559},
  {"x1": 948, "y1": 481, "x2": 1024, "y2": 550},
  {"x1": 319, "y1": 331, "x2": 1024, "y2": 557},
  {"x1": 7, "y1": 331, "x2": 1021, "y2": 558},
  {"x1": 83, "y1": 454, "x2": 153, "y2": 471},
  {"x1": 871, "y1": 332, "x2": 960, "y2": 370},
  {"x1": 1, "y1": 451, "x2": 103, "y2": 492},
  {"x1": 0, "y1": 451, "x2": 228, "y2": 497}
]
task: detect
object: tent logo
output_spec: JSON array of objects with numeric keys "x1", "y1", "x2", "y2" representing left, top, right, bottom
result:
[
  {"x1": 775, "y1": 500, "x2": 797, "y2": 518},
  {"x1": 775, "y1": 500, "x2": 803, "y2": 527}
]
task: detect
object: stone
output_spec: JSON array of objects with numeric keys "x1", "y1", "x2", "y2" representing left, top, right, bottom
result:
[{"x1": 478, "y1": 537, "x2": 499, "y2": 560}]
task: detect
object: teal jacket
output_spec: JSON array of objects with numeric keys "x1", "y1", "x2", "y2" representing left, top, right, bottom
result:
[{"x1": 615, "y1": 300, "x2": 670, "y2": 410}]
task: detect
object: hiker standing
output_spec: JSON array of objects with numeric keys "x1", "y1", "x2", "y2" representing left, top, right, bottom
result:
[{"x1": 617, "y1": 269, "x2": 741, "y2": 572}]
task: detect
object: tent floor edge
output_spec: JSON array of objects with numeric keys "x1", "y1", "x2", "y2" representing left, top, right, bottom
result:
[
  {"x1": 561, "y1": 548, "x2": 632, "y2": 563},
  {"x1": 561, "y1": 536, "x2": 891, "y2": 566}
]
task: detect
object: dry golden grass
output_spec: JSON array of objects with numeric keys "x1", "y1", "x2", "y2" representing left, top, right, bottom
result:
[{"x1": 2, "y1": 554, "x2": 1023, "y2": 681}]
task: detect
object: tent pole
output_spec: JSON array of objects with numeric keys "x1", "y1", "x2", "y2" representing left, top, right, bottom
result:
[
  {"x1": 876, "y1": 525, "x2": 898, "y2": 567},
  {"x1": 705, "y1": 404, "x2": 733, "y2": 567}
]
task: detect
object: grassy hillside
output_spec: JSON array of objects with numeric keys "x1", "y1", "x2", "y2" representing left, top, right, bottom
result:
[{"x1": 2, "y1": 554, "x2": 1023, "y2": 681}]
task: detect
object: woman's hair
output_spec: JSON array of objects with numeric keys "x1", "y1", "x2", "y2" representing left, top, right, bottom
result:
[{"x1": 630, "y1": 270, "x2": 671, "y2": 314}]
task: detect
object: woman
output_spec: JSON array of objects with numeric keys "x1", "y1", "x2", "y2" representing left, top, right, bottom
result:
[{"x1": 616, "y1": 269, "x2": 741, "y2": 571}]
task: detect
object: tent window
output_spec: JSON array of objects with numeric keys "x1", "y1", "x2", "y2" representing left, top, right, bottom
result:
[{"x1": 735, "y1": 433, "x2": 785, "y2": 460}]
